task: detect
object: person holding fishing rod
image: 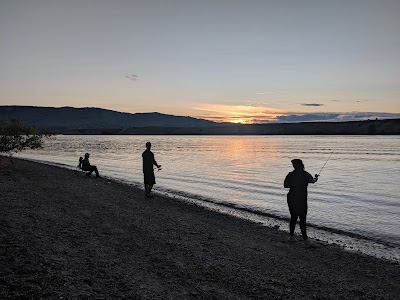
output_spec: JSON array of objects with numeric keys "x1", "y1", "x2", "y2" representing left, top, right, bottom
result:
[
  {"x1": 284, "y1": 159, "x2": 319, "y2": 241},
  {"x1": 142, "y1": 142, "x2": 161, "y2": 198}
]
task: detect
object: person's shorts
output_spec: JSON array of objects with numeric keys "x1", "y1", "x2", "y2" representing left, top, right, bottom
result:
[{"x1": 144, "y1": 172, "x2": 156, "y2": 184}]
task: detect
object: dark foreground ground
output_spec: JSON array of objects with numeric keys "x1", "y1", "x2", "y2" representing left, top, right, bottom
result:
[{"x1": 0, "y1": 158, "x2": 399, "y2": 299}]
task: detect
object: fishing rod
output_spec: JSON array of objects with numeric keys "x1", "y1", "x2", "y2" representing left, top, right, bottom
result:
[
  {"x1": 315, "y1": 152, "x2": 333, "y2": 178},
  {"x1": 155, "y1": 156, "x2": 183, "y2": 170},
  {"x1": 164, "y1": 157, "x2": 181, "y2": 164}
]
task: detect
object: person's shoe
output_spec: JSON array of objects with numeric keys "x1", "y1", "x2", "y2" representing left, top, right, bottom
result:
[
  {"x1": 289, "y1": 236, "x2": 296, "y2": 241},
  {"x1": 96, "y1": 175, "x2": 100, "y2": 178},
  {"x1": 85, "y1": 173, "x2": 91, "y2": 177}
]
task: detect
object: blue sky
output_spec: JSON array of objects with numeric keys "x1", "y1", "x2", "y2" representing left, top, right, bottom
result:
[{"x1": 0, "y1": 0, "x2": 399, "y2": 123}]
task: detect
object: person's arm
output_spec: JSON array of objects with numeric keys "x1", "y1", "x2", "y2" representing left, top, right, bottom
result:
[
  {"x1": 153, "y1": 154, "x2": 161, "y2": 169},
  {"x1": 81, "y1": 158, "x2": 91, "y2": 171},
  {"x1": 307, "y1": 172, "x2": 318, "y2": 183},
  {"x1": 83, "y1": 158, "x2": 90, "y2": 167},
  {"x1": 284, "y1": 173, "x2": 292, "y2": 188},
  {"x1": 153, "y1": 159, "x2": 161, "y2": 169}
]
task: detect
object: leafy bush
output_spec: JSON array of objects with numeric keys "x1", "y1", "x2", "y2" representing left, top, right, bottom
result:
[{"x1": 0, "y1": 119, "x2": 49, "y2": 154}]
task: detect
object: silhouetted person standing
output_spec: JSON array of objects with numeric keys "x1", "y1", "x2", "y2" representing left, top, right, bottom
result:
[
  {"x1": 81, "y1": 153, "x2": 100, "y2": 178},
  {"x1": 142, "y1": 142, "x2": 161, "y2": 198},
  {"x1": 284, "y1": 159, "x2": 318, "y2": 240}
]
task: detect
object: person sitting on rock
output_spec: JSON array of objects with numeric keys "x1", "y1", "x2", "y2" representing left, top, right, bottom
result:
[{"x1": 80, "y1": 153, "x2": 100, "y2": 178}]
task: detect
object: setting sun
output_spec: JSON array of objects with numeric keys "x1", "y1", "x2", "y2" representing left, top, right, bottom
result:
[
  {"x1": 231, "y1": 118, "x2": 250, "y2": 124},
  {"x1": 192, "y1": 104, "x2": 286, "y2": 124}
]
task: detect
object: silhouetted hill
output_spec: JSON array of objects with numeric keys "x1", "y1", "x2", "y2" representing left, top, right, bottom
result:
[
  {"x1": 0, "y1": 106, "x2": 217, "y2": 133},
  {"x1": 1, "y1": 106, "x2": 398, "y2": 135},
  {"x1": 119, "y1": 118, "x2": 400, "y2": 135}
]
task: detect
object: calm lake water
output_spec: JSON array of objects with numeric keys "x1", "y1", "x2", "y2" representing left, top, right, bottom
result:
[{"x1": 18, "y1": 135, "x2": 400, "y2": 251}]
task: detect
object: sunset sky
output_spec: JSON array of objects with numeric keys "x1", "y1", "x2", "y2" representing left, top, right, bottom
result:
[{"x1": 1, "y1": 0, "x2": 399, "y2": 123}]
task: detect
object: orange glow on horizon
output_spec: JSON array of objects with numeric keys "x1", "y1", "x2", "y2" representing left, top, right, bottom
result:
[
  {"x1": 192, "y1": 103, "x2": 286, "y2": 124},
  {"x1": 104, "y1": 103, "x2": 287, "y2": 124},
  {"x1": 231, "y1": 118, "x2": 250, "y2": 124}
]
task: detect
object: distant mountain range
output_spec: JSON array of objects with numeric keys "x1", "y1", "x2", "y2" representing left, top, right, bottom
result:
[
  {"x1": 0, "y1": 106, "x2": 217, "y2": 133},
  {"x1": 1, "y1": 105, "x2": 399, "y2": 135}
]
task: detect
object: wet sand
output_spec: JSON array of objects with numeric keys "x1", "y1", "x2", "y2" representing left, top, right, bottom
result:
[{"x1": 1, "y1": 158, "x2": 399, "y2": 299}]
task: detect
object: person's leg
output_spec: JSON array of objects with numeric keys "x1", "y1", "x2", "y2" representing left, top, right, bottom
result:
[
  {"x1": 144, "y1": 184, "x2": 154, "y2": 197},
  {"x1": 147, "y1": 184, "x2": 153, "y2": 196},
  {"x1": 92, "y1": 166, "x2": 100, "y2": 177},
  {"x1": 86, "y1": 166, "x2": 96, "y2": 176},
  {"x1": 289, "y1": 213, "x2": 298, "y2": 236},
  {"x1": 299, "y1": 214, "x2": 307, "y2": 240}
]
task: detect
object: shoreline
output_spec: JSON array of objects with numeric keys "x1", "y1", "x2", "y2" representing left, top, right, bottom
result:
[
  {"x1": 158, "y1": 190, "x2": 400, "y2": 262},
  {"x1": 1, "y1": 158, "x2": 399, "y2": 299},
  {"x1": 13, "y1": 156, "x2": 400, "y2": 261}
]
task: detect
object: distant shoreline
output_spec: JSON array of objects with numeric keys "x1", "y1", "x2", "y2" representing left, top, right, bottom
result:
[
  {"x1": 1, "y1": 158, "x2": 399, "y2": 298},
  {"x1": 63, "y1": 118, "x2": 400, "y2": 135}
]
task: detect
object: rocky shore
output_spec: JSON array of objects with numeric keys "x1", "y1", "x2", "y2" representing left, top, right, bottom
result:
[{"x1": 1, "y1": 158, "x2": 399, "y2": 299}]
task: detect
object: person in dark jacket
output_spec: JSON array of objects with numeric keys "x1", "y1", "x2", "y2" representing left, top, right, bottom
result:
[
  {"x1": 284, "y1": 159, "x2": 318, "y2": 240},
  {"x1": 142, "y1": 142, "x2": 161, "y2": 198},
  {"x1": 81, "y1": 153, "x2": 100, "y2": 178}
]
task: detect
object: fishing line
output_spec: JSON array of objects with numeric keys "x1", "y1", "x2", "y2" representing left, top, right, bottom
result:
[
  {"x1": 316, "y1": 152, "x2": 333, "y2": 177},
  {"x1": 155, "y1": 156, "x2": 184, "y2": 170}
]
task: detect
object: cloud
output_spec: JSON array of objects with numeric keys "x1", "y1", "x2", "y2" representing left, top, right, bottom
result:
[
  {"x1": 276, "y1": 113, "x2": 339, "y2": 122},
  {"x1": 300, "y1": 103, "x2": 325, "y2": 107},
  {"x1": 256, "y1": 91, "x2": 273, "y2": 95},
  {"x1": 125, "y1": 74, "x2": 139, "y2": 81},
  {"x1": 274, "y1": 112, "x2": 400, "y2": 123},
  {"x1": 191, "y1": 102, "x2": 400, "y2": 124}
]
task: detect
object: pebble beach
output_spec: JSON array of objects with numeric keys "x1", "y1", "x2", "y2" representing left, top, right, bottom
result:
[{"x1": 1, "y1": 158, "x2": 399, "y2": 299}]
